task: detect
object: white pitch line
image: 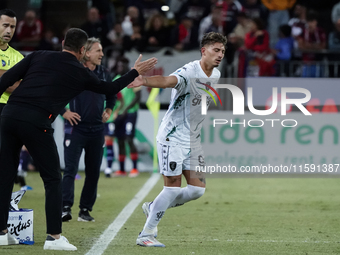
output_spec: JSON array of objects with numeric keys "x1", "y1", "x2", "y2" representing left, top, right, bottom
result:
[{"x1": 85, "y1": 173, "x2": 161, "y2": 255}]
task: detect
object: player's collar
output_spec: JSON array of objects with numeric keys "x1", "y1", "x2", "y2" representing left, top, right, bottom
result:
[
  {"x1": 0, "y1": 44, "x2": 9, "y2": 51},
  {"x1": 198, "y1": 60, "x2": 213, "y2": 78}
]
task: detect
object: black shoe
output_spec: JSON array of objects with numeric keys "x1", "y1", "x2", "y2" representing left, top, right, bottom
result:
[
  {"x1": 78, "y1": 208, "x2": 95, "y2": 222},
  {"x1": 62, "y1": 206, "x2": 72, "y2": 222}
]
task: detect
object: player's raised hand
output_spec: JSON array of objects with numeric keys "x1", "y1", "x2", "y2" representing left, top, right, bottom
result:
[
  {"x1": 128, "y1": 75, "x2": 144, "y2": 88},
  {"x1": 133, "y1": 54, "x2": 157, "y2": 75}
]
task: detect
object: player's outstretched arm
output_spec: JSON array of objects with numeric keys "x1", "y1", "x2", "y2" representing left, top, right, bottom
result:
[{"x1": 128, "y1": 75, "x2": 177, "y2": 89}]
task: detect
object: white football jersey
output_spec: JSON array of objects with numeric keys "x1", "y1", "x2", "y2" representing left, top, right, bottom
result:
[{"x1": 156, "y1": 60, "x2": 221, "y2": 148}]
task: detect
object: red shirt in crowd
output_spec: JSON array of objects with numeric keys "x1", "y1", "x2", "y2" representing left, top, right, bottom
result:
[
  {"x1": 16, "y1": 19, "x2": 43, "y2": 50},
  {"x1": 299, "y1": 27, "x2": 326, "y2": 61},
  {"x1": 244, "y1": 30, "x2": 270, "y2": 52}
]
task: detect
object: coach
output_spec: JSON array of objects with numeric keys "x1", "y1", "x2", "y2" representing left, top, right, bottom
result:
[{"x1": 0, "y1": 28, "x2": 156, "y2": 250}]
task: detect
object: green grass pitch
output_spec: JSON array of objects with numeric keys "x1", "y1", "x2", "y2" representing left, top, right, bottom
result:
[{"x1": 2, "y1": 171, "x2": 340, "y2": 254}]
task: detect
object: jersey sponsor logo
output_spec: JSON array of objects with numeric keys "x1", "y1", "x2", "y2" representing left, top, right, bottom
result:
[
  {"x1": 65, "y1": 139, "x2": 71, "y2": 147},
  {"x1": 1, "y1": 60, "x2": 6, "y2": 67},
  {"x1": 169, "y1": 161, "x2": 177, "y2": 171},
  {"x1": 192, "y1": 94, "x2": 201, "y2": 106},
  {"x1": 192, "y1": 94, "x2": 212, "y2": 106}
]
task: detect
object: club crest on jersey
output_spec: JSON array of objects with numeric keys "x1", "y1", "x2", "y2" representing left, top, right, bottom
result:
[
  {"x1": 169, "y1": 161, "x2": 177, "y2": 171},
  {"x1": 65, "y1": 139, "x2": 71, "y2": 147},
  {"x1": 1, "y1": 60, "x2": 6, "y2": 67}
]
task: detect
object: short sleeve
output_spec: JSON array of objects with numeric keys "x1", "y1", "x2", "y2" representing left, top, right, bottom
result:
[{"x1": 169, "y1": 65, "x2": 190, "y2": 91}]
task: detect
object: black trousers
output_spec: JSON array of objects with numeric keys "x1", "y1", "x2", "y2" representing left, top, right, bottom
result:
[
  {"x1": 0, "y1": 113, "x2": 62, "y2": 234},
  {"x1": 62, "y1": 130, "x2": 104, "y2": 211},
  {"x1": 0, "y1": 103, "x2": 6, "y2": 146}
]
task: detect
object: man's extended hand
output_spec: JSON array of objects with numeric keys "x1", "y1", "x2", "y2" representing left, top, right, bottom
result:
[
  {"x1": 133, "y1": 54, "x2": 157, "y2": 75},
  {"x1": 63, "y1": 110, "x2": 81, "y2": 126}
]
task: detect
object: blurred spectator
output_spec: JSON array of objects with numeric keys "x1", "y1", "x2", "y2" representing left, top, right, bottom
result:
[
  {"x1": 229, "y1": 12, "x2": 251, "y2": 49},
  {"x1": 297, "y1": 11, "x2": 326, "y2": 77},
  {"x1": 107, "y1": 23, "x2": 124, "y2": 46},
  {"x1": 288, "y1": 3, "x2": 307, "y2": 38},
  {"x1": 243, "y1": 0, "x2": 268, "y2": 22},
  {"x1": 37, "y1": 29, "x2": 59, "y2": 51},
  {"x1": 272, "y1": 24, "x2": 294, "y2": 76},
  {"x1": 245, "y1": 17, "x2": 275, "y2": 76},
  {"x1": 16, "y1": 10, "x2": 43, "y2": 51},
  {"x1": 329, "y1": 18, "x2": 340, "y2": 51},
  {"x1": 92, "y1": 0, "x2": 116, "y2": 29},
  {"x1": 177, "y1": 0, "x2": 211, "y2": 26},
  {"x1": 261, "y1": 0, "x2": 296, "y2": 47},
  {"x1": 288, "y1": 3, "x2": 307, "y2": 61},
  {"x1": 332, "y1": 1, "x2": 340, "y2": 24},
  {"x1": 328, "y1": 18, "x2": 340, "y2": 77},
  {"x1": 297, "y1": 12, "x2": 326, "y2": 55},
  {"x1": 245, "y1": 18, "x2": 269, "y2": 52},
  {"x1": 144, "y1": 13, "x2": 170, "y2": 50},
  {"x1": 123, "y1": 22, "x2": 144, "y2": 51},
  {"x1": 126, "y1": 0, "x2": 162, "y2": 24},
  {"x1": 205, "y1": 11, "x2": 223, "y2": 35},
  {"x1": 198, "y1": 4, "x2": 223, "y2": 41},
  {"x1": 219, "y1": 0, "x2": 244, "y2": 35},
  {"x1": 81, "y1": 7, "x2": 109, "y2": 47},
  {"x1": 171, "y1": 15, "x2": 199, "y2": 51},
  {"x1": 121, "y1": 6, "x2": 142, "y2": 36},
  {"x1": 169, "y1": 0, "x2": 188, "y2": 19},
  {"x1": 272, "y1": 25, "x2": 294, "y2": 60}
]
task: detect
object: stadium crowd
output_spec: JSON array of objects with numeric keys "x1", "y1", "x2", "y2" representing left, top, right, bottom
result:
[
  {"x1": 5, "y1": 0, "x2": 340, "y2": 78},
  {"x1": 2, "y1": 0, "x2": 339, "y2": 190}
]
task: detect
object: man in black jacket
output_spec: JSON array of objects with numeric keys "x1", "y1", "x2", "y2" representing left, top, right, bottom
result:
[
  {"x1": 60, "y1": 37, "x2": 114, "y2": 223},
  {"x1": 0, "y1": 28, "x2": 156, "y2": 251}
]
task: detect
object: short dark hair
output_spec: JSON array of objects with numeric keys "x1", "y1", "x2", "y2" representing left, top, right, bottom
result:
[
  {"x1": 200, "y1": 32, "x2": 227, "y2": 49},
  {"x1": 252, "y1": 17, "x2": 265, "y2": 30},
  {"x1": 306, "y1": 11, "x2": 318, "y2": 22},
  {"x1": 63, "y1": 28, "x2": 88, "y2": 52},
  {"x1": 113, "y1": 56, "x2": 130, "y2": 75},
  {"x1": 0, "y1": 9, "x2": 16, "y2": 19},
  {"x1": 279, "y1": 24, "x2": 291, "y2": 38}
]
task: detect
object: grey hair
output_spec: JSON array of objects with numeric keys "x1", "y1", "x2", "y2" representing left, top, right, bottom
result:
[{"x1": 81, "y1": 37, "x2": 101, "y2": 63}]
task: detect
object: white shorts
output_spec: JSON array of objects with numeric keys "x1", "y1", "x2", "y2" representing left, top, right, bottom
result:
[{"x1": 157, "y1": 141, "x2": 205, "y2": 176}]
